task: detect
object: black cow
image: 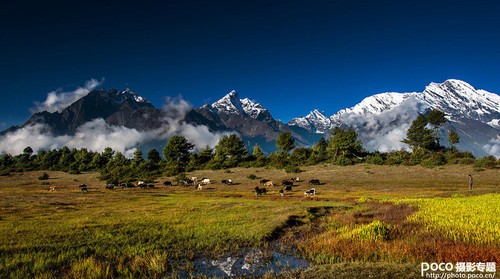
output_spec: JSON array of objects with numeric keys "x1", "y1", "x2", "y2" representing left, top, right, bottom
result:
[
  {"x1": 163, "y1": 181, "x2": 172, "y2": 186},
  {"x1": 279, "y1": 189, "x2": 284, "y2": 196},
  {"x1": 282, "y1": 180, "x2": 293, "y2": 186},
  {"x1": 308, "y1": 179, "x2": 320, "y2": 185},
  {"x1": 79, "y1": 184, "x2": 88, "y2": 192},
  {"x1": 284, "y1": 185, "x2": 293, "y2": 191},
  {"x1": 255, "y1": 186, "x2": 267, "y2": 196},
  {"x1": 221, "y1": 179, "x2": 233, "y2": 185},
  {"x1": 105, "y1": 184, "x2": 115, "y2": 190}
]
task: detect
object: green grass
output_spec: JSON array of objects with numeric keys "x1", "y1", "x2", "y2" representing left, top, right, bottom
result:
[{"x1": 0, "y1": 165, "x2": 499, "y2": 278}]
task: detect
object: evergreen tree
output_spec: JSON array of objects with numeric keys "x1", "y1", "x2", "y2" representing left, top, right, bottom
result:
[
  {"x1": 251, "y1": 144, "x2": 267, "y2": 166},
  {"x1": 327, "y1": 127, "x2": 364, "y2": 162},
  {"x1": 403, "y1": 110, "x2": 447, "y2": 151},
  {"x1": 196, "y1": 145, "x2": 214, "y2": 165},
  {"x1": 147, "y1": 149, "x2": 161, "y2": 164},
  {"x1": 276, "y1": 132, "x2": 295, "y2": 153},
  {"x1": 132, "y1": 149, "x2": 144, "y2": 166},
  {"x1": 448, "y1": 129, "x2": 460, "y2": 149},
  {"x1": 310, "y1": 137, "x2": 328, "y2": 163},
  {"x1": 214, "y1": 134, "x2": 248, "y2": 167},
  {"x1": 163, "y1": 135, "x2": 194, "y2": 170}
]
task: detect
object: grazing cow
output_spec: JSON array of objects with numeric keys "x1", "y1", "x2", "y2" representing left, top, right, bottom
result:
[
  {"x1": 308, "y1": 179, "x2": 320, "y2": 185},
  {"x1": 292, "y1": 177, "x2": 300, "y2": 182},
  {"x1": 191, "y1": 177, "x2": 198, "y2": 183},
  {"x1": 48, "y1": 186, "x2": 56, "y2": 192},
  {"x1": 79, "y1": 184, "x2": 88, "y2": 192},
  {"x1": 120, "y1": 182, "x2": 134, "y2": 188},
  {"x1": 255, "y1": 186, "x2": 267, "y2": 196},
  {"x1": 260, "y1": 179, "x2": 271, "y2": 184},
  {"x1": 264, "y1": 180, "x2": 274, "y2": 187},
  {"x1": 105, "y1": 184, "x2": 115, "y2": 190},
  {"x1": 163, "y1": 181, "x2": 172, "y2": 186},
  {"x1": 279, "y1": 189, "x2": 284, "y2": 196},
  {"x1": 180, "y1": 179, "x2": 194, "y2": 186},
  {"x1": 221, "y1": 179, "x2": 233, "y2": 185},
  {"x1": 304, "y1": 188, "x2": 316, "y2": 196},
  {"x1": 201, "y1": 178, "x2": 210, "y2": 185},
  {"x1": 284, "y1": 185, "x2": 293, "y2": 191},
  {"x1": 197, "y1": 184, "x2": 203, "y2": 190},
  {"x1": 282, "y1": 180, "x2": 293, "y2": 186}
]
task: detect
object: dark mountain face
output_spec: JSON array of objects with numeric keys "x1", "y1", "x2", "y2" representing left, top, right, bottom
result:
[
  {"x1": 194, "y1": 91, "x2": 316, "y2": 153},
  {"x1": 22, "y1": 89, "x2": 163, "y2": 134}
]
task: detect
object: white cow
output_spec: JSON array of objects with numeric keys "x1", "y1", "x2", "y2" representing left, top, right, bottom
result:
[{"x1": 201, "y1": 178, "x2": 210, "y2": 185}]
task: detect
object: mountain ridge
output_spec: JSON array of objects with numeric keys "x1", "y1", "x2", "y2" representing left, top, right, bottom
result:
[{"x1": 1, "y1": 79, "x2": 499, "y2": 157}]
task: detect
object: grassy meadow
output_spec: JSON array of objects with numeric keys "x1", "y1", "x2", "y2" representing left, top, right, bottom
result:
[{"x1": 0, "y1": 164, "x2": 499, "y2": 278}]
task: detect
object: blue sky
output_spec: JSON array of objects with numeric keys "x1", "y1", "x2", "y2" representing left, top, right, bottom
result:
[{"x1": 2, "y1": 0, "x2": 500, "y2": 128}]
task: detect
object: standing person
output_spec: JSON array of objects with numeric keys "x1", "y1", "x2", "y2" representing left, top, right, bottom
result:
[{"x1": 468, "y1": 174, "x2": 473, "y2": 191}]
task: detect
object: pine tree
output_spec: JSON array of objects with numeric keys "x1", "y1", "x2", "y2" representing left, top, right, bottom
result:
[
  {"x1": 163, "y1": 135, "x2": 195, "y2": 168},
  {"x1": 448, "y1": 129, "x2": 460, "y2": 150},
  {"x1": 276, "y1": 132, "x2": 295, "y2": 153},
  {"x1": 327, "y1": 127, "x2": 364, "y2": 162},
  {"x1": 214, "y1": 134, "x2": 248, "y2": 167}
]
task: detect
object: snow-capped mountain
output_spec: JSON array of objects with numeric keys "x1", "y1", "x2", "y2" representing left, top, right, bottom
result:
[
  {"x1": 195, "y1": 91, "x2": 313, "y2": 153},
  {"x1": 289, "y1": 79, "x2": 500, "y2": 156},
  {"x1": 420, "y1": 79, "x2": 500, "y2": 123},
  {"x1": 2, "y1": 79, "x2": 499, "y2": 157},
  {"x1": 288, "y1": 109, "x2": 332, "y2": 134},
  {"x1": 205, "y1": 90, "x2": 273, "y2": 121}
]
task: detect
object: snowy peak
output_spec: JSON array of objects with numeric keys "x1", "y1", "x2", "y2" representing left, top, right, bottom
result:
[
  {"x1": 211, "y1": 90, "x2": 245, "y2": 115},
  {"x1": 119, "y1": 88, "x2": 147, "y2": 103},
  {"x1": 421, "y1": 79, "x2": 500, "y2": 122},
  {"x1": 209, "y1": 90, "x2": 271, "y2": 120},
  {"x1": 288, "y1": 109, "x2": 332, "y2": 133},
  {"x1": 334, "y1": 92, "x2": 417, "y2": 118},
  {"x1": 101, "y1": 88, "x2": 150, "y2": 106}
]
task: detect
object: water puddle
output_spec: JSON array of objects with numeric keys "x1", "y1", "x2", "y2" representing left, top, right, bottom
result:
[{"x1": 185, "y1": 247, "x2": 309, "y2": 278}]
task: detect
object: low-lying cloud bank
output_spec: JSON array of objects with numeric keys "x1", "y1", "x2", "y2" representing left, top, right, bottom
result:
[
  {"x1": 334, "y1": 97, "x2": 428, "y2": 153},
  {"x1": 1, "y1": 94, "x2": 229, "y2": 157}
]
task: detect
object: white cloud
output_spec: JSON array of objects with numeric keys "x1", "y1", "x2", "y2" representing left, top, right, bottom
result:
[
  {"x1": 1, "y1": 95, "x2": 229, "y2": 156},
  {"x1": 483, "y1": 138, "x2": 500, "y2": 159},
  {"x1": 157, "y1": 96, "x2": 230, "y2": 151},
  {"x1": 31, "y1": 78, "x2": 104, "y2": 113},
  {"x1": 334, "y1": 96, "x2": 424, "y2": 152}
]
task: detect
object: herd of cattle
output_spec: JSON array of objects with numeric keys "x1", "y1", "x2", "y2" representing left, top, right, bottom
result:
[{"x1": 47, "y1": 176, "x2": 321, "y2": 197}]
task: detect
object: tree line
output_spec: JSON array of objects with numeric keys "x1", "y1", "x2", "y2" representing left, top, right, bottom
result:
[{"x1": 0, "y1": 109, "x2": 497, "y2": 184}]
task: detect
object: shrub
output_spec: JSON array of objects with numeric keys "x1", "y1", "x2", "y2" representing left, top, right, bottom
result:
[
  {"x1": 345, "y1": 220, "x2": 392, "y2": 241},
  {"x1": 68, "y1": 169, "x2": 81, "y2": 175},
  {"x1": 284, "y1": 165, "x2": 301, "y2": 173},
  {"x1": 334, "y1": 155, "x2": 352, "y2": 166},
  {"x1": 420, "y1": 153, "x2": 446, "y2": 168},
  {"x1": 474, "y1": 156, "x2": 498, "y2": 169},
  {"x1": 365, "y1": 154, "x2": 384, "y2": 165},
  {"x1": 385, "y1": 150, "x2": 411, "y2": 165},
  {"x1": 174, "y1": 173, "x2": 187, "y2": 186},
  {"x1": 38, "y1": 172, "x2": 49, "y2": 180}
]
